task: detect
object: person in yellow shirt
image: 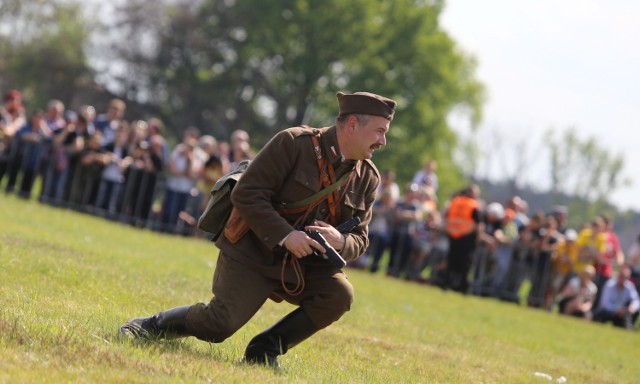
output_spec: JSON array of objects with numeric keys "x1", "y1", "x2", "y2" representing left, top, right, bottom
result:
[
  {"x1": 574, "y1": 218, "x2": 607, "y2": 274},
  {"x1": 551, "y1": 229, "x2": 579, "y2": 299}
]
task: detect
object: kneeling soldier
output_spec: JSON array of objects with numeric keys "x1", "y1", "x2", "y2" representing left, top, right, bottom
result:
[{"x1": 120, "y1": 91, "x2": 397, "y2": 368}]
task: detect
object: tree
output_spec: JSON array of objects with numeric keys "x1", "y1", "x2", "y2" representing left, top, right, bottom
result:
[
  {"x1": 546, "y1": 127, "x2": 630, "y2": 224},
  {"x1": 337, "y1": 0, "x2": 485, "y2": 194},
  {"x1": 0, "y1": 0, "x2": 93, "y2": 110},
  {"x1": 102, "y1": 0, "x2": 484, "y2": 197}
]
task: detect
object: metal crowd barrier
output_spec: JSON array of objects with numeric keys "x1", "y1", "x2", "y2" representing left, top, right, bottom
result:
[{"x1": 0, "y1": 138, "x2": 201, "y2": 236}]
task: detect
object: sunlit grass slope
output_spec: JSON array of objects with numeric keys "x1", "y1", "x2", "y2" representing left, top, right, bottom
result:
[{"x1": 1, "y1": 195, "x2": 638, "y2": 383}]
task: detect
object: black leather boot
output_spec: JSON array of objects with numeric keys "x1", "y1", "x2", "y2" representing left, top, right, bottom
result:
[
  {"x1": 119, "y1": 305, "x2": 191, "y2": 340},
  {"x1": 244, "y1": 308, "x2": 321, "y2": 369}
]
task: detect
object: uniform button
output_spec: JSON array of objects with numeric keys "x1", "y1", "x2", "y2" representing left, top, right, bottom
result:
[
  {"x1": 264, "y1": 236, "x2": 269, "y2": 241},
  {"x1": 320, "y1": 208, "x2": 327, "y2": 214}
]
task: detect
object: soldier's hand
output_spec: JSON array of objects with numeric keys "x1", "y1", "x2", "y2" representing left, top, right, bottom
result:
[
  {"x1": 304, "y1": 220, "x2": 346, "y2": 251},
  {"x1": 283, "y1": 230, "x2": 325, "y2": 258}
]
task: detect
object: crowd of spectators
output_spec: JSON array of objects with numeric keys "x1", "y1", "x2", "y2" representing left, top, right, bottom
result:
[
  {"x1": 0, "y1": 90, "x2": 253, "y2": 235},
  {"x1": 2, "y1": 89, "x2": 639, "y2": 331},
  {"x1": 353, "y1": 160, "x2": 640, "y2": 331}
]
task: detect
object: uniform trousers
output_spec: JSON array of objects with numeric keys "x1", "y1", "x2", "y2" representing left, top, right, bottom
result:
[{"x1": 185, "y1": 252, "x2": 354, "y2": 343}]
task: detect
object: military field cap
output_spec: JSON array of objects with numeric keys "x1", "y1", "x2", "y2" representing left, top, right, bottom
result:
[{"x1": 336, "y1": 91, "x2": 397, "y2": 120}]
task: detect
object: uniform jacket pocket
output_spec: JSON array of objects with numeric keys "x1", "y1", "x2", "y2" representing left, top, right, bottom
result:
[
  {"x1": 293, "y1": 167, "x2": 321, "y2": 192},
  {"x1": 343, "y1": 191, "x2": 366, "y2": 211}
]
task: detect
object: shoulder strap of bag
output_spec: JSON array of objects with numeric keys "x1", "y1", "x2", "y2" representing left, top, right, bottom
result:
[
  {"x1": 310, "y1": 134, "x2": 339, "y2": 223},
  {"x1": 274, "y1": 132, "x2": 352, "y2": 213},
  {"x1": 275, "y1": 171, "x2": 350, "y2": 212}
]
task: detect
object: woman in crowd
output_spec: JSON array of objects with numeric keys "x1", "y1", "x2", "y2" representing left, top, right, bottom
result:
[{"x1": 556, "y1": 265, "x2": 597, "y2": 320}]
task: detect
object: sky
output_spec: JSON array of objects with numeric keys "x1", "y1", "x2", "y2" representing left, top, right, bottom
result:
[{"x1": 440, "y1": 0, "x2": 640, "y2": 211}]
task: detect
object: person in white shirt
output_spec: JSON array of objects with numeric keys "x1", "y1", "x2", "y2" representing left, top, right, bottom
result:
[
  {"x1": 412, "y1": 159, "x2": 438, "y2": 191},
  {"x1": 593, "y1": 265, "x2": 640, "y2": 329}
]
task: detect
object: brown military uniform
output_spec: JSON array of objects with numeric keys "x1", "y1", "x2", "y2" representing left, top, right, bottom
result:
[{"x1": 185, "y1": 125, "x2": 380, "y2": 343}]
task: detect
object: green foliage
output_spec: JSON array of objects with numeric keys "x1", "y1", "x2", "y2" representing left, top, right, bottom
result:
[
  {"x1": 2, "y1": 196, "x2": 640, "y2": 383},
  {"x1": 2, "y1": 0, "x2": 484, "y2": 201},
  {"x1": 110, "y1": 0, "x2": 484, "y2": 197},
  {"x1": 336, "y1": 0, "x2": 485, "y2": 194},
  {"x1": 0, "y1": 0, "x2": 93, "y2": 110},
  {"x1": 152, "y1": 0, "x2": 394, "y2": 141}
]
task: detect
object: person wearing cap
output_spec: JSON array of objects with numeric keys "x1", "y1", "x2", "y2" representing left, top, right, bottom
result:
[{"x1": 119, "y1": 91, "x2": 397, "y2": 368}]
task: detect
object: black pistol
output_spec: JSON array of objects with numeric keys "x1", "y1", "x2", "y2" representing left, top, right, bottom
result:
[
  {"x1": 307, "y1": 217, "x2": 361, "y2": 268},
  {"x1": 335, "y1": 217, "x2": 361, "y2": 233}
]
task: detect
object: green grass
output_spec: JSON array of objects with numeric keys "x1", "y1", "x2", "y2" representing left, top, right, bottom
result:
[{"x1": 1, "y1": 195, "x2": 638, "y2": 383}]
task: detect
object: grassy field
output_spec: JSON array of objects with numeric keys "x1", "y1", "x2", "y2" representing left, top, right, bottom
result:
[{"x1": 1, "y1": 195, "x2": 639, "y2": 383}]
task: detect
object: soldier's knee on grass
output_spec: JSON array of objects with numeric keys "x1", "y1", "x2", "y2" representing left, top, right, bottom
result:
[{"x1": 186, "y1": 302, "x2": 245, "y2": 343}]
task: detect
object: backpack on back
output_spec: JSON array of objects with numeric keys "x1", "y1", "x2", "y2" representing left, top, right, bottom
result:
[{"x1": 197, "y1": 160, "x2": 251, "y2": 240}]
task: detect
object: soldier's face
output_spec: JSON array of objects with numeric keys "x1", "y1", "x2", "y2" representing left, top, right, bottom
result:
[{"x1": 348, "y1": 115, "x2": 389, "y2": 160}]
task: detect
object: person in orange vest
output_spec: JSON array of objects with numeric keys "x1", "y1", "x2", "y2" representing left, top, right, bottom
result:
[{"x1": 440, "y1": 184, "x2": 482, "y2": 293}]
